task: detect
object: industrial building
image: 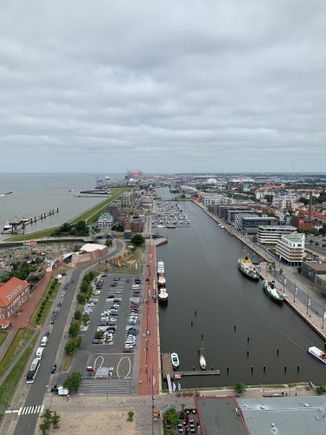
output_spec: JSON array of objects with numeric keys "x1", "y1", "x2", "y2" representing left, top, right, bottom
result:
[{"x1": 235, "y1": 215, "x2": 278, "y2": 234}]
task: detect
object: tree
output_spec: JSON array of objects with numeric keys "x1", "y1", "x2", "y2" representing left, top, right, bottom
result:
[
  {"x1": 63, "y1": 371, "x2": 83, "y2": 393},
  {"x1": 163, "y1": 408, "x2": 179, "y2": 427},
  {"x1": 127, "y1": 411, "x2": 134, "y2": 422},
  {"x1": 234, "y1": 382, "x2": 246, "y2": 394},
  {"x1": 68, "y1": 322, "x2": 80, "y2": 338},
  {"x1": 74, "y1": 310, "x2": 82, "y2": 320},
  {"x1": 82, "y1": 313, "x2": 90, "y2": 324},
  {"x1": 65, "y1": 340, "x2": 76, "y2": 355},
  {"x1": 131, "y1": 234, "x2": 145, "y2": 247},
  {"x1": 77, "y1": 293, "x2": 86, "y2": 304},
  {"x1": 51, "y1": 411, "x2": 61, "y2": 429}
]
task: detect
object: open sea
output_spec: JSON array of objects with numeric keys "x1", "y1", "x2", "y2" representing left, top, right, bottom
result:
[{"x1": 0, "y1": 173, "x2": 123, "y2": 239}]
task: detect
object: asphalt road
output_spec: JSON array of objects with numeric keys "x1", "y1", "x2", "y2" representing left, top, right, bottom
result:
[{"x1": 12, "y1": 240, "x2": 124, "y2": 435}]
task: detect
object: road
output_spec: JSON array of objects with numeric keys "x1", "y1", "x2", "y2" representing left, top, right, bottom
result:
[{"x1": 11, "y1": 240, "x2": 124, "y2": 435}]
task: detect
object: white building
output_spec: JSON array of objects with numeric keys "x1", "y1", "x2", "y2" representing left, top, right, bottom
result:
[
  {"x1": 97, "y1": 212, "x2": 113, "y2": 230},
  {"x1": 202, "y1": 193, "x2": 232, "y2": 207},
  {"x1": 257, "y1": 225, "x2": 297, "y2": 245},
  {"x1": 276, "y1": 232, "x2": 305, "y2": 265}
]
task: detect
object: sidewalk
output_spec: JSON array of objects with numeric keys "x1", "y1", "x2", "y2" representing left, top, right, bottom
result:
[{"x1": 138, "y1": 243, "x2": 160, "y2": 396}]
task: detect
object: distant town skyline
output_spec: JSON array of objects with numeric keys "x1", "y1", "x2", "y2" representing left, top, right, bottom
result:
[{"x1": 1, "y1": 0, "x2": 326, "y2": 173}]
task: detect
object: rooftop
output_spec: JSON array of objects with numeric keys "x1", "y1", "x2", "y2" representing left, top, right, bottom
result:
[
  {"x1": 258, "y1": 225, "x2": 297, "y2": 230},
  {"x1": 304, "y1": 262, "x2": 326, "y2": 272},
  {"x1": 196, "y1": 396, "x2": 249, "y2": 435},
  {"x1": 238, "y1": 396, "x2": 326, "y2": 435},
  {"x1": 281, "y1": 232, "x2": 305, "y2": 243},
  {"x1": 0, "y1": 277, "x2": 29, "y2": 307}
]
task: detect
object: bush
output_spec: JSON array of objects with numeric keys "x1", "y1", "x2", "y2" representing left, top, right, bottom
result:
[
  {"x1": 77, "y1": 294, "x2": 86, "y2": 304},
  {"x1": 316, "y1": 385, "x2": 326, "y2": 395},
  {"x1": 127, "y1": 411, "x2": 134, "y2": 422},
  {"x1": 234, "y1": 382, "x2": 246, "y2": 394},
  {"x1": 131, "y1": 234, "x2": 145, "y2": 247}
]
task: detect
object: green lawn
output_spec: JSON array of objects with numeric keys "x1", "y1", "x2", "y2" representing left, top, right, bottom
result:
[
  {"x1": 0, "y1": 329, "x2": 35, "y2": 378},
  {"x1": 0, "y1": 331, "x2": 8, "y2": 348},
  {"x1": 5, "y1": 188, "x2": 128, "y2": 241},
  {"x1": 31, "y1": 279, "x2": 60, "y2": 326},
  {"x1": 0, "y1": 337, "x2": 36, "y2": 406}
]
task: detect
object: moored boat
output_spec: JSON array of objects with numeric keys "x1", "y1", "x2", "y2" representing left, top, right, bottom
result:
[
  {"x1": 158, "y1": 287, "x2": 168, "y2": 303},
  {"x1": 263, "y1": 280, "x2": 284, "y2": 304},
  {"x1": 199, "y1": 354, "x2": 206, "y2": 370},
  {"x1": 171, "y1": 352, "x2": 179, "y2": 369},
  {"x1": 238, "y1": 257, "x2": 260, "y2": 281},
  {"x1": 307, "y1": 346, "x2": 326, "y2": 365}
]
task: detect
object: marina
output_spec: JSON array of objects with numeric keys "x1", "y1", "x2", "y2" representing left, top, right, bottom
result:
[{"x1": 158, "y1": 196, "x2": 326, "y2": 389}]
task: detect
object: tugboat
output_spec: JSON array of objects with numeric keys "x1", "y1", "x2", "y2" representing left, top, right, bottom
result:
[
  {"x1": 171, "y1": 352, "x2": 180, "y2": 369},
  {"x1": 238, "y1": 256, "x2": 260, "y2": 281},
  {"x1": 263, "y1": 280, "x2": 284, "y2": 304},
  {"x1": 307, "y1": 346, "x2": 326, "y2": 365}
]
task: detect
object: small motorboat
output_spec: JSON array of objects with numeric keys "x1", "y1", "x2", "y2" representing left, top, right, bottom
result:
[
  {"x1": 171, "y1": 352, "x2": 180, "y2": 369},
  {"x1": 199, "y1": 354, "x2": 206, "y2": 370}
]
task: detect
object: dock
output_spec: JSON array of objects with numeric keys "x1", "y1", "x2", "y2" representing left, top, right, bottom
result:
[
  {"x1": 2, "y1": 208, "x2": 59, "y2": 235},
  {"x1": 162, "y1": 353, "x2": 221, "y2": 381}
]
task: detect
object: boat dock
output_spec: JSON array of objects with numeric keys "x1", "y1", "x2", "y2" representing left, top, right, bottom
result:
[
  {"x1": 2, "y1": 208, "x2": 59, "y2": 234},
  {"x1": 162, "y1": 353, "x2": 221, "y2": 380}
]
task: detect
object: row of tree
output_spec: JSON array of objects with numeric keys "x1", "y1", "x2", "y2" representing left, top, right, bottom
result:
[{"x1": 52, "y1": 221, "x2": 89, "y2": 237}]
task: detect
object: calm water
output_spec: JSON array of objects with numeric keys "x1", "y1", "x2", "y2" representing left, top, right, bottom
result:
[
  {"x1": 0, "y1": 173, "x2": 123, "y2": 238},
  {"x1": 158, "y1": 201, "x2": 326, "y2": 388}
]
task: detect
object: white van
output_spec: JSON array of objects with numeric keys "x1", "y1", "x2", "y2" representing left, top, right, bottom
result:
[
  {"x1": 36, "y1": 347, "x2": 44, "y2": 359},
  {"x1": 41, "y1": 336, "x2": 48, "y2": 347}
]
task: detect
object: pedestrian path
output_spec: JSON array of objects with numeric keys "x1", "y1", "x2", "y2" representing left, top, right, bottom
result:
[
  {"x1": 79, "y1": 378, "x2": 132, "y2": 395},
  {"x1": 5, "y1": 404, "x2": 44, "y2": 416}
]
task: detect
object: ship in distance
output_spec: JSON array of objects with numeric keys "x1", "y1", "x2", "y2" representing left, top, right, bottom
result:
[{"x1": 238, "y1": 256, "x2": 260, "y2": 281}]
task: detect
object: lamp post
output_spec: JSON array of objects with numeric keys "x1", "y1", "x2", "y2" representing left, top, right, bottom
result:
[{"x1": 293, "y1": 287, "x2": 298, "y2": 303}]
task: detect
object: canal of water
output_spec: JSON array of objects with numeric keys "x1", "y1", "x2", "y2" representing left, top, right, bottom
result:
[{"x1": 158, "y1": 200, "x2": 326, "y2": 388}]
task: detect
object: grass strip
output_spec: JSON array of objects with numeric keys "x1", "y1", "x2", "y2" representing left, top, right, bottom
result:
[
  {"x1": 0, "y1": 336, "x2": 36, "y2": 406},
  {"x1": 0, "y1": 331, "x2": 8, "y2": 348},
  {"x1": 71, "y1": 187, "x2": 127, "y2": 225},
  {"x1": 6, "y1": 188, "x2": 128, "y2": 241},
  {"x1": 0, "y1": 329, "x2": 34, "y2": 378},
  {"x1": 31, "y1": 279, "x2": 60, "y2": 326}
]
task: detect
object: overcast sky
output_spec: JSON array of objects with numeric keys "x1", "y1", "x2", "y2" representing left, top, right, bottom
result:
[{"x1": 1, "y1": 0, "x2": 326, "y2": 173}]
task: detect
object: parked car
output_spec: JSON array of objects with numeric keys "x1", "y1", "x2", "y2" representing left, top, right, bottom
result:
[{"x1": 51, "y1": 363, "x2": 57, "y2": 374}]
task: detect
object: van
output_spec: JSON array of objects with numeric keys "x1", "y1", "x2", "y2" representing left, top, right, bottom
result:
[
  {"x1": 36, "y1": 347, "x2": 44, "y2": 359},
  {"x1": 41, "y1": 336, "x2": 48, "y2": 347}
]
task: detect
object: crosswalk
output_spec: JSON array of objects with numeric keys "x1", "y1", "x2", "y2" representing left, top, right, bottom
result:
[
  {"x1": 79, "y1": 378, "x2": 131, "y2": 395},
  {"x1": 19, "y1": 404, "x2": 44, "y2": 416},
  {"x1": 5, "y1": 404, "x2": 44, "y2": 416}
]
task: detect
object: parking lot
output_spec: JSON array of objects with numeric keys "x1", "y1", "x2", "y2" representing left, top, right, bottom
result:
[{"x1": 75, "y1": 273, "x2": 144, "y2": 394}]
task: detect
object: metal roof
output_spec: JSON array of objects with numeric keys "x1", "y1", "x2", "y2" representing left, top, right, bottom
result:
[{"x1": 238, "y1": 396, "x2": 326, "y2": 435}]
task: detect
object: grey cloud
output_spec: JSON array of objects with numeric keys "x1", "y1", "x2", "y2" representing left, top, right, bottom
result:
[{"x1": 1, "y1": 0, "x2": 326, "y2": 172}]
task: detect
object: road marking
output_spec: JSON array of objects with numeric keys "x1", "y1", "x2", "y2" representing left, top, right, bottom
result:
[
  {"x1": 116, "y1": 356, "x2": 131, "y2": 379},
  {"x1": 13, "y1": 404, "x2": 45, "y2": 416}
]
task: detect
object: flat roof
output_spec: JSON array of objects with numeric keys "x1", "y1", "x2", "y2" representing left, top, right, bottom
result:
[
  {"x1": 258, "y1": 225, "x2": 297, "y2": 230},
  {"x1": 242, "y1": 216, "x2": 277, "y2": 221},
  {"x1": 304, "y1": 262, "x2": 326, "y2": 272},
  {"x1": 238, "y1": 396, "x2": 326, "y2": 435},
  {"x1": 196, "y1": 397, "x2": 248, "y2": 435}
]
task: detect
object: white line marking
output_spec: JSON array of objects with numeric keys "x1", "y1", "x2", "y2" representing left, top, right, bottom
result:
[
  {"x1": 5, "y1": 410, "x2": 12, "y2": 414},
  {"x1": 40, "y1": 405, "x2": 44, "y2": 414},
  {"x1": 18, "y1": 407, "x2": 22, "y2": 416}
]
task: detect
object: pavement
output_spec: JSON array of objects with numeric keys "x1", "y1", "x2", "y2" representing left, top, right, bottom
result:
[
  {"x1": 138, "y1": 243, "x2": 160, "y2": 396},
  {"x1": 0, "y1": 239, "x2": 125, "y2": 435}
]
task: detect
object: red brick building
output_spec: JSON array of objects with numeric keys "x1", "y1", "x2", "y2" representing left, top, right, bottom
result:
[{"x1": 0, "y1": 277, "x2": 30, "y2": 319}]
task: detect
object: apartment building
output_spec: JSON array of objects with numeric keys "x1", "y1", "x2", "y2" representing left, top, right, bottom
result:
[
  {"x1": 0, "y1": 277, "x2": 30, "y2": 319},
  {"x1": 257, "y1": 225, "x2": 297, "y2": 245},
  {"x1": 276, "y1": 233, "x2": 305, "y2": 265}
]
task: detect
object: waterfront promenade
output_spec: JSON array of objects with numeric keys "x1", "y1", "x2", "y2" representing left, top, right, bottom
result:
[
  {"x1": 138, "y1": 243, "x2": 161, "y2": 396},
  {"x1": 193, "y1": 199, "x2": 326, "y2": 342}
]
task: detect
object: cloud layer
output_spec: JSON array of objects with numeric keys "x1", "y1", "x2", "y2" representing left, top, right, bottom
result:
[{"x1": 1, "y1": 0, "x2": 326, "y2": 172}]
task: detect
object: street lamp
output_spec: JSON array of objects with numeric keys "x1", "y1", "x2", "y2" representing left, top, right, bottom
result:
[{"x1": 294, "y1": 287, "x2": 298, "y2": 303}]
